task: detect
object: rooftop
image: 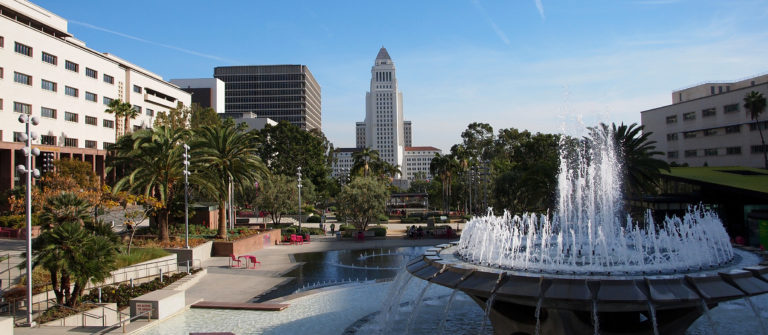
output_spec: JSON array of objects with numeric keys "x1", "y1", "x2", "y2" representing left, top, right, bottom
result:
[
  {"x1": 376, "y1": 47, "x2": 391, "y2": 60},
  {"x1": 662, "y1": 166, "x2": 768, "y2": 194},
  {"x1": 405, "y1": 146, "x2": 441, "y2": 152}
]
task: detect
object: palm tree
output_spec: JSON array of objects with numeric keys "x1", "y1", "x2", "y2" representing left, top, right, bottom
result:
[
  {"x1": 588, "y1": 123, "x2": 669, "y2": 196},
  {"x1": 430, "y1": 153, "x2": 460, "y2": 213},
  {"x1": 744, "y1": 91, "x2": 767, "y2": 169},
  {"x1": 30, "y1": 221, "x2": 116, "y2": 307},
  {"x1": 192, "y1": 124, "x2": 268, "y2": 239},
  {"x1": 104, "y1": 99, "x2": 133, "y2": 139},
  {"x1": 39, "y1": 192, "x2": 93, "y2": 230},
  {"x1": 124, "y1": 106, "x2": 141, "y2": 133},
  {"x1": 351, "y1": 148, "x2": 381, "y2": 177},
  {"x1": 111, "y1": 126, "x2": 188, "y2": 242}
]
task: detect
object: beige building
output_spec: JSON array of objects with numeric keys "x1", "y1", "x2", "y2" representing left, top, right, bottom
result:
[
  {"x1": 403, "y1": 146, "x2": 441, "y2": 181},
  {"x1": 0, "y1": 0, "x2": 191, "y2": 192},
  {"x1": 641, "y1": 74, "x2": 768, "y2": 168}
]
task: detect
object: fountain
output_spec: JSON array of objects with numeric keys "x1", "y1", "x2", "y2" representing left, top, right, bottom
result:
[{"x1": 407, "y1": 129, "x2": 768, "y2": 334}]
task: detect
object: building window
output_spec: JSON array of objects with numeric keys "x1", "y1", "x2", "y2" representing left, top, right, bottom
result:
[
  {"x1": 723, "y1": 103, "x2": 739, "y2": 113},
  {"x1": 14, "y1": 102, "x2": 31, "y2": 114},
  {"x1": 14, "y1": 42, "x2": 32, "y2": 56},
  {"x1": 103, "y1": 74, "x2": 114, "y2": 84},
  {"x1": 0, "y1": 67, "x2": 3, "y2": 78},
  {"x1": 133, "y1": 105, "x2": 142, "y2": 114},
  {"x1": 65, "y1": 86, "x2": 78, "y2": 97},
  {"x1": 683, "y1": 131, "x2": 697, "y2": 139},
  {"x1": 85, "y1": 140, "x2": 97, "y2": 149},
  {"x1": 666, "y1": 133, "x2": 678, "y2": 141},
  {"x1": 667, "y1": 151, "x2": 678, "y2": 159},
  {"x1": 726, "y1": 146, "x2": 741, "y2": 155},
  {"x1": 40, "y1": 135, "x2": 56, "y2": 146},
  {"x1": 684, "y1": 150, "x2": 697, "y2": 157},
  {"x1": 14, "y1": 132, "x2": 24, "y2": 142},
  {"x1": 683, "y1": 112, "x2": 696, "y2": 121},
  {"x1": 133, "y1": 85, "x2": 142, "y2": 93},
  {"x1": 64, "y1": 112, "x2": 78, "y2": 122},
  {"x1": 0, "y1": 36, "x2": 3, "y2": 48},
  {"x1": 14, "y1": 72, "x2": 32, "y2": 85},
  {"x1": 85, "y1": 116, "x2": 97, "y2": 125},
  {"x1": 704, "y1": 148, "x2": 718, "y2": 156},
  {"x1": 85, "y1": 91, "x2": 97, "y2": 102},
  {"x1": 65, "y1": 60, "x2": 79, "y2": 72},
  {"x1": 41, "y1": 52, "x2": 57, "y2": 65},
  {"x1": 725, "y1": 125, "x2": 741, "y2": 134},
  {"x1": 64, "y1": 138, "x2": 78, "y2": 148},
  {"x1": 85, "y1": 68, "x2": 97, "y2": 79},
  {"x1": 41, "y1": 107, "x2": 56, "y2": 119},
  {"x1": 103, "y1": 97, "x2": 114, "y2": 105},
  {"x1": 103, "y1": 119, "x2": 114, "y2": 128},
  {"x1": 752, "y1": 145, "x2": 768, "y2": 154},
  {"x1": 666, "y1": 115, "x2": 677, "y2": 124},
  {"x1": 750, "y1": 121, "x2": 768, "y2": 132},
  {"x1": 703, "y1": 129, "x2": 717, "y2": 136},
  {"x1": 146, "y1": 108, "x2": 154, "y2": 117},
  {"x1": 702, "y1": 108, "x2": 716, "y2": 117},
  {"x1": 41, "y1": 79, "x2": 56, "y2": 92}
]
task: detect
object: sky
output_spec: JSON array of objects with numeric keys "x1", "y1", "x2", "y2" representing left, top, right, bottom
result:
[{"x1": 34, "y1": 0, "x2": 768, "y2": 152}]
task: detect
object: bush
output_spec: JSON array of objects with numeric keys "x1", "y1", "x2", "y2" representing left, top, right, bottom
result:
[
  {"x1": 328, "y1": 206, "x2": 337, "y2": 212},
  {"x1": 338, "y1": 224, "x2": 355, "y2": 231},
  {"x1": 0, "y1": 214, "x2": 39, "y2": 228},
  {"x1": 282, "y1": 227, "x2": 296, "y2": 235},
  {"x1": 376, "y1": 214, "x2": 389, "y2": 222},
  {"x1": 302, "y1": 227, "x2": 324, "y2": 235},
  {"x1": 306, "y1": 215, "x2": 321, "y2": 223},
  {"x1": 368, "y1": 226, "x2": 387, "y2": 237},
  {"x1": 401, "y1": 217, "x2": 420, "y2": 224}
]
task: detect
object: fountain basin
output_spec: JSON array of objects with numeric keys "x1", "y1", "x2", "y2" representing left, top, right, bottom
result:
[{"x1": 408, "y1": 243, "x2": 768, "y2": 335}]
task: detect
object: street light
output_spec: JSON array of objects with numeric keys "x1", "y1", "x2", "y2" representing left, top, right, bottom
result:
[
  {"x1": 182, "y1": 144, "x2": 191, "y2": 249},
  {"x1": 297, "y1": 166, "x2": 303, "y2": 234},
  {"x1": 17, "y1": 113, "x2": 40, "y2": 327}
]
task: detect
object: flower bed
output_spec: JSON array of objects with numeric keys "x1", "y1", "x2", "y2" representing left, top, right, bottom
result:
[
  {"x1": 36, "y1": 303, "x2": 98, "y2": 324},
  {"x1": 81, "y1": 270, "x2": 198, "y2": 308}
]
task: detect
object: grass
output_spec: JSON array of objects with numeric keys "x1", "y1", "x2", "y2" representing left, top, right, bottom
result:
[{"x1": 115, "y1": 248, "x2": 171, "y2": 268}]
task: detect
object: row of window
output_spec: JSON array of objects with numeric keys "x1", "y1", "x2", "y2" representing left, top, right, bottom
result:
[
  {"x1": 12, "y1": 71, "x2": 105, "y2": 103},
  {"x1": 226, "y1": 89, "x2": 305, "y2": 97},
  {"x1": 666, "y1": 103, "x2": 741, "y2": 124},
  {"x1": 12, "y1": 40, "x2": 116, "y2": 85},
  {"x1": 11, "y1": 100, "x2": 117, "y2": 129},
  {"x1": 665, "y1": 123, "x2": 766, "y2": 141},
  {"x1": 667, "y1": 145, "x2": 766, "y2": 158}
]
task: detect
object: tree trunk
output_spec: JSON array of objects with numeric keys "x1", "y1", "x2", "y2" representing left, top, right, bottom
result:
[
  {"x1": 50, "y1": 269, "x2": 63, "y2": 305},
  {"x1": 158, "y1": 210, "x2": 170, "y2": 242},
  {"x1": 217, "y1": 198, "x2": 227, "y2": 239},
  {"x1": 70, "y1": 282, "x2": 85, "y2": 307},
  {"x1": 61, "y1": 272, "x2": 71, "y2": 305},
  {"x1": 758, "y1": 122, "x2": 768, "y2": 169}
]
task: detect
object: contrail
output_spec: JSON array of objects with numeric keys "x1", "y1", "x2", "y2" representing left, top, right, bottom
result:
[
  {"x1": 69, "y1": 20, "x2": 240, "y2": 64},
  {"x1": 471, "y1": 0, "x2": 511, "y2": 45},
  {"x1": 534, "y1": 0, "x2": 545, "y2": 20}
]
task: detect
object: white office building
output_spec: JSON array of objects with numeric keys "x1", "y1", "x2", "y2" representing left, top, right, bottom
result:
[
  {"x1": 404, "y1": 146, "x2": 441, "y2": 180},
  {"x1": 641, "y1": 73, "x2": 768, "y2": 168},
  {"x1": 0, "y1": 0, "x2": 191, "y2": 191},
  {"x1": 331, "y1": 147, "x2": 361, "y2": 180}
]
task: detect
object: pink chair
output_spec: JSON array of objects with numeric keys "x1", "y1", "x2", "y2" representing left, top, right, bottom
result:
[
  {"x1": 246, "y1": 255, "x2": 261, "y2": 269},
  {"x1": 229, "y1": 254, "x2": 244, "y2": 268}
]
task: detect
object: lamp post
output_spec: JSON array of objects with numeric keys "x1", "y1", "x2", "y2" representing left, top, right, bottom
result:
[
  {"x1": 17, "y1": 114, "x2": 41, "y2": 327},
  {"x1": 297, "y1": 166, "x2": 303, "y2": 234},
  {"x1": 182, "y1": 144, "x2": 190, "y2": 249}
]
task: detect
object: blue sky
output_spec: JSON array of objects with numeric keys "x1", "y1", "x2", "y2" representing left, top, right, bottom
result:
[{"x1": 35, "y1": 0, "x2": 768, "y2": 151}]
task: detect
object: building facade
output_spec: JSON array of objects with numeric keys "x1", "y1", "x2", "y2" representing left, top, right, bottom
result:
[
  {"x1": 404, "y1": 121, "x2": 412, "y2": 147},
  {"x1": 355, "y1": 122, "x2": 366, "y2": 148},
  {"x1": 0, "y1": 0, "x2": 191, "y2": 192},
  {"x1": 169, "y1": 78, "x2": 225, "y2": 113},
  {"x1": 359, "y1": 47, "x2": 412, "y2": 170},
  {"x1": 404, "y1": 146, "x2": 441, "y2": 180},
  {"x1": 641, "y1": 74, "x2": 768, "y2": 168},
  {"x1": 213, "y1": 65, "x2": 321, "y2": 130}
]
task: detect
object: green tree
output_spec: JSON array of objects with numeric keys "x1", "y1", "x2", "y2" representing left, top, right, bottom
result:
[
  {"x1": 588, "y1": 123, "x2": 669, "y2": 196},
  {"x1": 461, "y1": 122, "x2": 495, "y2": 161},
  {"x1": 30, "y1": 221, "x2": 117, "y2": 307},
  {"x1": 744, "y1": 91, "x2": 767, "y2": 169},
  {"x1": 337, "y1": 177, "x2": 389, "y2": 232},
  {"x1": 111, "y1": 126, "x2": 189, "y2": 242},
  {"x1": 104, "y1": 99, "x2": 133, "y2": 139},
  {"x1": 192, "y1": 123, "x2": 268, "y2": 239},
  {"x1": 256, "y1": 122, "x2": 331, "y2": 194},
  {"x1": 39, "y1": 192, "x2": 92, "y2": 230},
  {"x1": 190, "y1": 103, "x2": 222, "y2": 129},
  {"x1": 253, "y1": 174, "x2": 295, "y2": 225},
  {"x1": 430, "y1": 153, "x2": 460, "y2": 213},
  {"x1": 351, "y1": 148, "x2": 381, "y2": 178},
  {"x1": 153, "y1": 102, "x2": 191, "y2": 130}
]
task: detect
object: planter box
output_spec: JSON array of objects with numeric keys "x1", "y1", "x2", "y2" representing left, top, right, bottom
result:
[
  {"x1": 130, "y1": 289, "x2": 185, "y2": 320},
  {"x1": 42, "y1": 303, "x2": 120, "y2": 327},
  {"x1": 164, "y1": 241, "x2": 213, "y2": 266},
  {"x1": 212, "y1": 229, "x2": 281, "y2": 256}
]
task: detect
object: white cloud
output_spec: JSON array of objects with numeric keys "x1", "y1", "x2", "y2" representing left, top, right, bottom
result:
[{"x1": 534, "y1": 0, "x2": 545, "y2": 19}]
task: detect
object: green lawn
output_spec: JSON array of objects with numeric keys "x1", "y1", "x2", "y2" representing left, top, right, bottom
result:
[{"x1": 663, "y1": 166, "x2": 768, "y2": 194}]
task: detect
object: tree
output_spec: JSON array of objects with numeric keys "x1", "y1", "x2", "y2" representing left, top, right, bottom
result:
[
  {"x1": 744, "y1": 91, "x2": 768, "y2": 169},
  {"x1": 111, "y1": 126, "x2": 189, "y2": 242},
  {"x1": 337, "y1": 177, "x2": 389, "y2": 232},
  {"x1": 104, "y1": 99, "x2": 133, "y2": 139},
  {"x1": 351, "y1": 148, "x2": 381, "y2": 178},
  {"x1": 256, "y1": 122, "x2": 331, "y2": 194},
  {"x1": 253, "y1": 174, "x2": 295, "y2": 225},
  {"x1": 588, "y1": 123, "x2": 669, "y2": 196},
  {"x1": 461, "y1": 122, "x2": 495, "y2": 162},
  {"x1": 430, "y1": 153, "x2": 460, "y2": 213},
  {"x1": 29, "y1": 221, "x2": 117, "y2": 307},
  {"x1": 189, "y1": 103, "x2": 222, "y2": 129},
  {"x1": 153, "y1": 102, "x2": 191, "y2": 130},
  {"x1": 192, "y1": 123, "x2": 268, "y2": 239},
  {"x1": 39, "y1": 192, "x2": 92, "y2": 230}
]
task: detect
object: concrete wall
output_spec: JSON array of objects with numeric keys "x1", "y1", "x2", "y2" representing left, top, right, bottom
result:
[
  {"x1": 164, "y1": 241, "x2": 213, "y2": 266},
  {"x1": 130, "y1": 289, "x2": 185, "y2": 320},
  {"x1": 42, "y1": 303, "x2": 120, "y2": 327},
  {"x1": 0, "y1": 316, "x2": 13, "y2": 335}
]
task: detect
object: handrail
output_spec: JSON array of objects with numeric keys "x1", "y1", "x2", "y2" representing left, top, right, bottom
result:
[{"x1": 99, "y1": 307, "x2": 154, "y2": 334}]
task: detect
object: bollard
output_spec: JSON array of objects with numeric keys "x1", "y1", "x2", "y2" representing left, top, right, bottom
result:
[
  {"x1": 187, "y1": 260, "x2": 190, "y2": 274},
  {"x1": 160, "y1": 268, "x2": 163, "y2": 283},
  {"x1": 130, "y1": 278, "x2": 133, "y2": 288},
  {"x1": 98, "y1": 287, "x2": 102, "y2": 303}
]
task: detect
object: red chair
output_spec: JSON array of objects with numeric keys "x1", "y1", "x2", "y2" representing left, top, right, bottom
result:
[
  {"x1": 247, "y1": 255, "x2": 261, "y2": 269},
  {"x1": 296, "y1": 235, "x2": 304, "y2": 245},
  {"x1": 229, "y1": 254, "x2": 245, "y2": 268},
  {"x1": 290, "y1": 234, "x2": 298, "y2": 245}
]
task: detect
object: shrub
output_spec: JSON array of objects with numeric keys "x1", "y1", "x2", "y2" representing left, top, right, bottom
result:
[
  {"x1": 306, "y1": 215, "x2": 321, "y2": 223},
  {"x1": 328, "y1": 206, "x2": 337, "y2": 212},
  {"x1": 302, "y1": 227, "x2": 324, "y2": 235},
  {"x1": 282, "y1": 227, "x2": 296, "y2": 235},
  {"x1": 368, "y1": 226, "x2": 387, "y2": 237},
  {"x1": 0, "y1": 214, "x2": 39, "y2": 228},
  {"x1": 338, "y1": 224, "x2": 355, "y2": 231},
  {"x1": 401, "y1": 217, "x2": 420, "y2": 224},
  {"x1": 376, "y1": 214, "x2": 389, "y2": 222},
  {"x1": 115, "y1": 248, "x2": 171, "y2": 268}
]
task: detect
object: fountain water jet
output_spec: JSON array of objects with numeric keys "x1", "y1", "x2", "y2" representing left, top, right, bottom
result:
[{"x1": 407, "y1": 127, "x2": 768, "y2": 335}]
